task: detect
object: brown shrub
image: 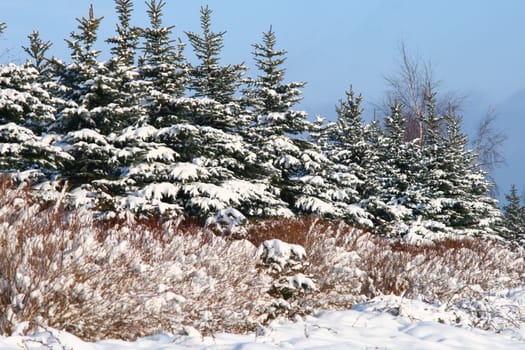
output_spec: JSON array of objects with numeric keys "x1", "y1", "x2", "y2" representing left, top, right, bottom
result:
[{"x1": 1, "y1": 179, "x2": 524, "y2": 340}]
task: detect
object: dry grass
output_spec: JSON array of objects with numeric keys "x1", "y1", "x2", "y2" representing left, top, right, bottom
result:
[
  {"x1": 248, "y1": 216, "x2": 525, "y2": 311},
  {"x1": 0, "y1": 178, "x2": 524, "y2": 340}
]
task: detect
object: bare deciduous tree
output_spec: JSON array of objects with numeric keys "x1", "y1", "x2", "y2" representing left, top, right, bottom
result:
[
  {"x1": 381, "y1": 42, "x2": 465, "y2": 141},
  {"x1": 472, "y1": 108, "x2": 507, "y2": 195}
]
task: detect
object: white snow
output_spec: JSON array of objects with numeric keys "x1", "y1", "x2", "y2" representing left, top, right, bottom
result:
[
  {"x1": 137, "y1": 182, "x2": 181, "y2": 201},
  {"x1": 168, "y1": 162, "x2": 210, "y2": 182},
  {"x1": 65, "y1": 128, "x2": 109, "y2": 145},
  {"x1": 206, "y1": 207, "x2": 247, "y2": 236},
  {"x1": 2, "y1": 296, "x2": 524, "y2": 349},
  {"x1": 295, "y1": 196, "x2": 337, "y2": 216},
  {"x1": 117, "y1": 124, "x2": 158, "y2": 142},
  {"x1": 258, "y1": 239, "x2": 307, "y2": 272},
  {"x1": 145, "y1": 145, "x2": 177, "y2": 162}
]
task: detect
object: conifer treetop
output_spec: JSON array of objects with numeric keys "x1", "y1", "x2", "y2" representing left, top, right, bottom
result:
[
  {"x1": 185, "y1": 5, "x2": 245, "y2": 104},
  {"x1": 139, "y1": 0, "x2": 187, "y2": 105},
  {"x1": 252, "y1": 26, "x2": 287, "y2": 84},
  {"x1": 106, "y1": 0, "x2": 140, "y2": 66},
  {"x1": 383, "y1": 104, "x2": 406, "y2": 143},
  {"x1": 65, "y1": 4, "x2": 104, "y2": 65},
  {"x1": 142, "y1": 0, "x2": 176, "y2": 56},
  {"x1": 186, "y1": 6, "x2": 225, "y2": 68},
  {"x1": 247, "y1": 26, "x2": 305, "y2": 115},
  {"x1": 23, "y1": 31, "x2": 52, "y2": 74},
  {"x1": 335, "y1": 88, "x2": 363, "y2": 131}
]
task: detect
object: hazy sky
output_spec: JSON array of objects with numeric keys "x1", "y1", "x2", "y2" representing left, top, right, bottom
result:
[{"x1": 1, "y1": 0, "x2": 524, "y2": 200}]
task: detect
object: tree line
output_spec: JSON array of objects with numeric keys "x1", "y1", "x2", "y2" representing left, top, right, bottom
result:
[{"x1": 0, "y1": 0, "x2": 522, "y2": 244}]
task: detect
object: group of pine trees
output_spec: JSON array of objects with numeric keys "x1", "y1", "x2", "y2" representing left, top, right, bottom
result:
[{"x1": 0, "y1": 0, "x2": 522, "y2": 243}]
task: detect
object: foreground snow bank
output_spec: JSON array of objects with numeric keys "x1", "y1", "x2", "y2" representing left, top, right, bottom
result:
[{"x1": 2, "y1": 296, "x2": 524, "y2": 350}]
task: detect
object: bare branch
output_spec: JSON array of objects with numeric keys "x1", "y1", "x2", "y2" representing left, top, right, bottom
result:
[
  {"x1": 473, "y1": 108, "x2": 507, "y2": 171},
  {"x1": 378, "y1": 42, "x2": 469, "y2": 142},
  {"x1": 471, "y1": 108, "x2": 507, "y2": 196}
]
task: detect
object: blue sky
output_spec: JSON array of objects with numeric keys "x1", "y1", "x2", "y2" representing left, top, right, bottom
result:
[{"x1": 1, "y1": 0, "x2": 524, "y2": 200}]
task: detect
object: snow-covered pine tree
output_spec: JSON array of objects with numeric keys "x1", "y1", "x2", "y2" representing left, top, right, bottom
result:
[
  {"x1": 0, "y1": 31, "x2": 58, "y2": 136},
  {"x1": 115, "y1": 3, "x2": 205, "y2": 215},
  {"x1": 502, "y1": 184, "x2": 525, "y2": 245},
  {"x1": 416, "y1": 99, "x2": 503, "y2": 238},
  {"x1": 88, "y1": 0, "x2": 162, "y2": 200},
  {"x1": 362, "y1": 117, "x2": 383, "y2": 199},
  {"x1": 0, "y1": 31, "x2": 72, "y2": 183},
  {"x1": 107, "y1": 0, "x2": 140, "y2": 67},
  {"x1": 50, "y1": 5, "x2": 121, "y2": 190},
  {"x1": 185, "y1": 5, "x2": 245, "y2": 105},
  {"x1": 326, "y1": 89, "x2": 374, "y2": 198},
  {"x1": 22, "y1": 31, "x2": 53, "y2": 80},
  {"x1": 244, "y1": 26, "x2": 308, "y2": 136},
  {"x1": 241, "y1": 27, "x2": 327, "y2": 217},
  {"x1": 52, "y1": 3, "x2": 141, "y2": 134},
  {"x1": 52, "y1": 5, "x2": 106, "y2": 133},
  {"x1": 102, "y1": 0, "x2": 146, "y2": 131},
  {"x1": 110, "y1": 4, "x2": 267, "y2": 219},
  {"x1": 102, "y1": 2, "x2": 184, "y2": 216},
  {"x1": 364, "y1": 104, "x2": 423, "y2": 235},
  {"x1": 0, "y1": 62, "x2": 56, "y2": 135},
  {"x1": 122, "y1": 5, "x2": 267, "y2": 219},
  {"x1": 311, "y1": 87, "x2": 375, "y2": 227},
  {"x1": 138, "y1": 0, "x2": 189, "y2": 127},
  {"x1": 0, "y1": 123, "x2": 72, "y2": 182},
  {"x1": 185, "y1": 6, "x2": 247, "y2": 131},
  {"x1": 0, "y1": 22, "x2": 5, "y2": 36}
]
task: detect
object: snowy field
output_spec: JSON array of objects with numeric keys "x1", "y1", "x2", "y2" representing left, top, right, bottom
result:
[{"x1": 2, "y1": 294, "x2": 524, "y2": 350}]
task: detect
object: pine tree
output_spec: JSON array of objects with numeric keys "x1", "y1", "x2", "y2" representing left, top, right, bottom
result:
[
  {"x1": 22, "y1": 31, "x2": 53, "y2": 79},
  {"x1": 240, "y1": 27, "x2": 327, "y2": 217},
  {"x1": 106, "y1": 0, "x2": 140, "y2": 67},
  {"x1": 502, "y1": 184, "x2": 525, "y2": 245},
  {"x1": 0, "y1": 123, "x2": 72, "y2": 182},
  {"x1": 415, "y1": 100, "x2": 503, "y2": 238},
  {"x1": 327, "y1": 88, "x2": 373, "y2": 197},
  {"x1": 50, "y1": 5, "x2": 122, "y2": 189},
  {"x1": 65, "y1": 5, "x2": 102, "y2": 71},
  {"x1": 139, "y1": 0, "x2": 188, "y2": 126},
  {"x1": 362, "y1": 116, "x2": 383, "y2": 199},
  {"x1": 0, "y1": 22, "x2": 5, "y2": 36},
  {"x1": 312, "y1": 87, "x2": 375, "y2": 227},
  {"x1": 185, "y1": 6, "x2": 246, "y2": 106},
  {"x1": 366, "y1": 104, "x2": 423, "y2": 235},
  {"x1": 0, "y1": 63, "x2": 57, "y2": 135},
  {"x1": 0, "y1": 31, "x2": 69, "y2": 183},
  {"x1": 52, "y1": 4, "x2": 105, "y2": 133},
  {"x1": 113, "y1": 4, "x2": 268, "y2": 218},
  {"x1": 244, "y1": 26, "x2": 307, "y2": 136},
  {"x1": 447, "y1": 115, "x2": 502, "y2": 236},
  {"x1": 233, "y1": 27, "x2": 311, "y2": 216},
  {"x1": 102, "y1": 0, "x2": 147, "y2": 130},
  {"x1": 503, "y1": 185, "x2": 525, "y2": 246}
]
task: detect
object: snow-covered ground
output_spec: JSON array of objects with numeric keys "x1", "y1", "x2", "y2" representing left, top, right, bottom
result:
[{"x1": 2, "y1": 294, "x2": 524, "y2": 350}]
